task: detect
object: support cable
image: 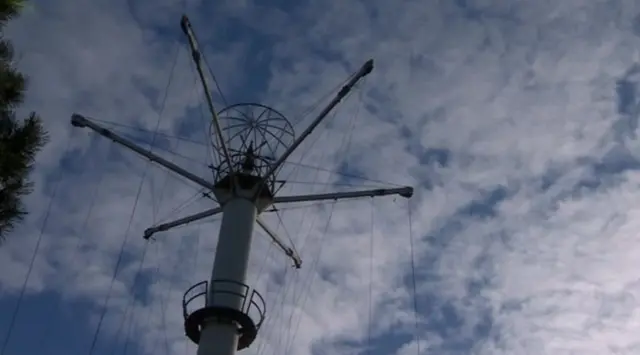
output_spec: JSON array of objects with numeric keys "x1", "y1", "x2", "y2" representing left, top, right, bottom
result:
[
  {"x1": 145, "y1": 237, "x2": 177, "y2": 355},
  {"x1": 258, "y1": 254, "x2": 295, "y2": 354},
  {"x1": 139, "y1": 187, "x2": 171, "y2": 355},
  {"x1": 88, "y1": 118, "x2": 208, "y2": 147},
  {"x1": 268, "y1": 75, "x2": 353, "y2": 199},
  {"x1": 262, "y1": 263, "x2": 295, "y2": 355},
  {"x1": 252, "y1": 222, "x2": 280, "y2": 286},
  {"x1": 185, "y1": 48, "x2": 219, "y2": 176},
  {"x1": 256, "y1": 104, "x2": 345, "y2": 354},
  {"x1": 87, "y1": 37, "x2": 181, "y2": 355},
  {"x1": 283, "y1": 78, "x2": 364, "y2": 354},
  {"x1": 257, "y1": 83, "x2": 359, "y2": 352},
  {"x1": 276, "y1": 84, "x2": 355, "y2": 186},
  {"x1": 184, "y1": 224, "x2": 203, "y2": 355},
  {"x1": 279, "y1": 108, "x2": 339, "y2": 254},
  {"x1": 273, "y1": 209, "x2": 298, "y2": 259},
  {"x1": 120, "y1": 309, "x2": 138, "y2": 355},
  {"x1": 255, "y1": 192, "x2": 319, "y2": 355},
  {"x1": 284, "y1": 202, "x2": 336, "y2": 355},
  {"x1": 0, "y1": 133, "x2": 75, "y2": 355},
  {"x1": 279, "y1": 139, "x2": 335, "y2": 350},
  {"x1": 112, "y1": 148, "x2": 190, "y2": 355},
  {"x1": 368, "y1": 198, "x2": 374, "y2": 355},
  {"x1": 87, "y1": 147, "x2": 147, "y2": 355},
  {"x1": 54, "y1": 116, "x2": 402, "y2": 188},
  {"x1": 408, "y1": 199, "x2": 421, "y2": 355},
  {"x1": 119, "y1": 43, "x2": 197, "y2": 355},
  {"x1": 136, "y1": 130, "x2": 194, "y2": 354},
  {"x1": 137, "y1": 77, "x2": 205, "y2": 230},
  {"x1": 117, "y1": 130, "x2": 208, "y2": 171},
  {"x1": 202, "y1": 49, "x2": 228, "y2": 107},
  {"x1": 151, "y1": 188, "x2": 206, "y2": 227},
  {"x1": 153, "y1": 74, "x2": 202, "y2": 220},
  {"x1": 283, "y1": 160, "x2": 403, "y2": 187},
  {"x1": 160, "y1": 235, "x2": 191, "y2": 355},
  {"x1": 292, "y1": 71, "x2": 355, "y2": 127},
  {"x1": 341, "y1": 78, "x2": 365, "y2": 159},
  {"x1": 144, "y1": 12, "x2": 195, "y2": 340},
  {"x1": 253, "y1": 201, "x2": 308, "y2": 355},
  {"x1": 113, "y1": 241, "x2": 152, "y2": 355},
  {"x1": 36, "y1": 138, "x2": 107, "y2": 352}
]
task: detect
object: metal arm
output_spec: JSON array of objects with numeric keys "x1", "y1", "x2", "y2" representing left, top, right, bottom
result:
[
  {"x1": 260, "y1": 59, "x2": 374, "y2": 185},
  {"x1": 71, "y1": 114, "x2": 216, "y2": 191},
  {"x1": 273, "y1": 186, "x2": 413, "y2": 204},
  {"x1": 143, "y1": 207, "x2": 223, "y2": 240},
  {"x1": 180, "y1": 15, "x2": 234, "y2": 175},
  {"x1": 256, "y1": 217, "x2": 302, "y2": 269}
]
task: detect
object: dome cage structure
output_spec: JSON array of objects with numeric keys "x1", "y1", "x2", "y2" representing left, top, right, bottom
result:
[{"x1": 209, "y1": 103, "x2": 295, "y2": 193}]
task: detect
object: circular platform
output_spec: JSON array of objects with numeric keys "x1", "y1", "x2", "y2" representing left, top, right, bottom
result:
[{"x1": 182, "y1": 279, "x2": 266, "y2": 350}]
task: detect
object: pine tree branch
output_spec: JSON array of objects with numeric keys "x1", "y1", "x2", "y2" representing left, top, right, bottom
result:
[
  {"x1": 0, "y1": 0, "x2": 48, "y2": 242},
  {"x1": 0, "y1": 0, "x2": 25, "y2": 27}
]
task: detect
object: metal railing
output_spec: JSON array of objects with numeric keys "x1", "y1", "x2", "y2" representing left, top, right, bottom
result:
[{"x1": 182, "y1": 279, "x2": 266, "y2": 328}]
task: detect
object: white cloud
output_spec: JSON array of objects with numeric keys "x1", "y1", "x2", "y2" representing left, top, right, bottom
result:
[{"x1": 4, "y1": 1, "x2": 640, "y2": 355}]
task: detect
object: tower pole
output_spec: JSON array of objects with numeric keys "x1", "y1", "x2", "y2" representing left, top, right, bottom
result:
[
  {"x1": 197, "y1": 195, "x2": 259, "y2": 355},
  {"x1": 179, "y1": 15, "x2": 270, "y2": 355}
]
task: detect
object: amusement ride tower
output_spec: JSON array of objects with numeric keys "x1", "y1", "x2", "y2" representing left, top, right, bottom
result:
[{"x1": 69, "y1": 15, "x2": 413, "y2": 355}]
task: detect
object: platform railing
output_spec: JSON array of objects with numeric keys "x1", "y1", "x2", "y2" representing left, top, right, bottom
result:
[{"x1": 182, "y1": 279, "x2": 266, "y2": 330}]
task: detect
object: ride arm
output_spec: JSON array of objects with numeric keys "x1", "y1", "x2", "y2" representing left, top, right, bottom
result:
[
  {"x1": 256, "y1": 217, "x2": 302, "y2": 269},
  {"x1": 260, "y1": 59, "x2": 375, "y2": 185},
  {"x1": 143, "y1": 207, "x2": 223, "y2": 240},
  {"x1": 272, "y1": 186, "x2": 413, "y2": 204},
  {"x1": 70, "y1": 113, "x2": 216, "y2": 191},
  {"x1": 180, "y1": 16, "x2": 233, "y2": 174}
]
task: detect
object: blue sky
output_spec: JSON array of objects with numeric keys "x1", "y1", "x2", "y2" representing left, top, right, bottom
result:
[{"x1": 3, "y1": 0, "x2": 640, "y2": 355}]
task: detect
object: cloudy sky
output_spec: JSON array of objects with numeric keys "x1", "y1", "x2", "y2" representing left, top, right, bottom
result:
[{"x1": 2, "y1": 0, "x2": 640, "y2": 354}]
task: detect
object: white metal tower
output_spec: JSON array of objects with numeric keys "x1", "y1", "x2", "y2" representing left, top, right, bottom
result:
[{"x1": 69, "y1": 15, "x2": 413, "y2": 355}]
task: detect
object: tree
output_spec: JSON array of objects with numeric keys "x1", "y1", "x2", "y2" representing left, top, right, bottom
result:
[{"x1": 0, "y1": 0, "x2": 48, "y2": 242}]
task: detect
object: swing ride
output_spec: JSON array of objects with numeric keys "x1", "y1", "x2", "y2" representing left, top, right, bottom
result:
[{"x1": 4, "y1": 13, "x2": 416, "y2": 355}]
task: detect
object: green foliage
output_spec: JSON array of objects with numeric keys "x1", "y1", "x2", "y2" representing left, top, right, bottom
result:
[
  {"x1": 0, "y1": 0, "x2": 24, "y2": 26},
  {"x1": 0, "y1": 0, "x2": 48, "y2": 241}
]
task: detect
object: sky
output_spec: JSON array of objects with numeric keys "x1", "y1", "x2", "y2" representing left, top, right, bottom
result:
[{"x1": 2, "y1": 0, "x2": 640, "y2": 354}]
